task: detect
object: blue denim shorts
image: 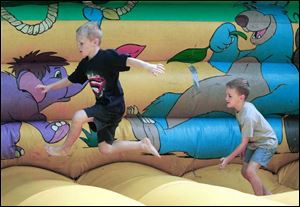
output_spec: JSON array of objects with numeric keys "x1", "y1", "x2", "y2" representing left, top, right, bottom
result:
[{"x1": 244, "y1": 147, "x2": 276, "y2": 168}]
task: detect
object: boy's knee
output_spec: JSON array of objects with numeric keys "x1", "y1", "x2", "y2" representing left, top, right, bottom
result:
[
  {"x1": 245, "y1": 167, "x2": 256, "y2": 179},
  {"x1": 98, "y1": 142, "x2": 113, "y2": 154},
  {"x1": 72, "y1": 110, "x2": 87, "y2": 124},
  {"x1": 241, "y1": 169, "x2": 248, "y2": 178}
]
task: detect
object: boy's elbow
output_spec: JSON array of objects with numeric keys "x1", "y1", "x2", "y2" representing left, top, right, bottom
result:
[{"x1": 241, "y1": 137, "x2": 249, "y2": 145}]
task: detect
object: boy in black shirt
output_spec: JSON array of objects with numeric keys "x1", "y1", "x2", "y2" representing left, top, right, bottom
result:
[{"x1": 36, "y1": 22, "x2": 164, "y2": 157}]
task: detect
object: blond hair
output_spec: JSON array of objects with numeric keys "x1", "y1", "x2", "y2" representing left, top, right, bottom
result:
[
  {"x1": 76, "y1": 21, "x2": 103, "y2": 43},
  {"x1": 226, "y1": 78, "x2": 250, "y2": 99}
]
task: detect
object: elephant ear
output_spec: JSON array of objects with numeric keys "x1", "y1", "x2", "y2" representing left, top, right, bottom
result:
[{"x1": 18, "y1": 71, "x2": 45, "y2": 103}]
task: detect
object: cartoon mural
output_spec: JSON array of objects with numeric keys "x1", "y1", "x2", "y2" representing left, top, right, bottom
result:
[
  {"x1": 1, "y1": 2, "x2": 59, "y2": 35},
  {"x1": 1, "y1": 1, "x2": 138, "y2": 35},
  {"x1": 1, "y1": 51, "x2": 86, "y2": 159},
  {"x1": 82, "y1": 1, "x2": 138, "y2": 26},
  {"x1": 125, "y1": 1, "x2": 299, "y2": 158}
]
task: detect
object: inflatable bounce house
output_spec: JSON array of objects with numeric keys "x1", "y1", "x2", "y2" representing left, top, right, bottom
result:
[{"x1": 1, "y1": 1, "x2": 299, "y2": 205}]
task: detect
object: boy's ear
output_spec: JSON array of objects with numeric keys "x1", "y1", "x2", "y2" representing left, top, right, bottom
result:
[
  {"x1": 95, "y1": 38, "x2": 101, "y2": 46},
  {"x1": 240, "y1": 94, "x2": 246, "y2": 101},
  {"x1": 92, "y1": 38, "x2": 99, "y2": 46}
]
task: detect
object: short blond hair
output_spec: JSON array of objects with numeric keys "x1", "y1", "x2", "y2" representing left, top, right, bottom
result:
[
  {"x1": 226, "y1": 78, "x2": 250, "y2": 99},
  {"x1": 76, "y1": 21, "x2": 103, "y2": 42}
]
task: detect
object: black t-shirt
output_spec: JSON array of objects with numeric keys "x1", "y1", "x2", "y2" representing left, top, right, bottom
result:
[{"x1": 68, "y1": 49, "x2": 131, "y2": 111}]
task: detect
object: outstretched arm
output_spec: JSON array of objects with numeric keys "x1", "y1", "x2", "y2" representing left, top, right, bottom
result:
[
  {"x1": 126, "y1": 57, "x2": 165, "y2": 76},
  {"x1": 220, "y1": 137, "x2": 249, "y2": 169},
  {"x1": 35, "y1": 78, "x2": 72, "y2": 93}
]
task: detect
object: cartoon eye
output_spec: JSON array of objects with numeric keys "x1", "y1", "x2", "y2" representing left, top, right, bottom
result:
[{"x1": 54, "y1": 70, "x2": 62, "y2": 79}]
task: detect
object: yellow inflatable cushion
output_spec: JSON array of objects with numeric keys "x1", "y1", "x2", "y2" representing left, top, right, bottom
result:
[
  {"x1": 278, "y1": 160, "x2": 299, "y2": 189},
  {"x1": 264, "y1": 191, "x2": 299, "y2": 206},
  {"x1": 18, "y1": 185, "x2": 144, "y2": 206},
  {"x1": 139, "y1": 180, "x2": 287, "y2": 206},
  {"x1": 182, "y1": 164, "x2": 294, "y2": 194}
]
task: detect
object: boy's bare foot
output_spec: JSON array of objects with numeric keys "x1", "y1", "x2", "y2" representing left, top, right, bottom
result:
[
  {"x1": 264, "y1": 190, "x2": 272, "y2": 195},
  {"x1": 141, "y1": 138, "x2": 161, "y2": 158},
  {"x1": 45, "y1": 145, "x2": 70, "y2": 156}
]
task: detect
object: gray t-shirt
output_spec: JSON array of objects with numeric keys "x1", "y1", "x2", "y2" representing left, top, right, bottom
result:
[{"x1": 236, "y1": 102, "x2": 278, "y2": 150}]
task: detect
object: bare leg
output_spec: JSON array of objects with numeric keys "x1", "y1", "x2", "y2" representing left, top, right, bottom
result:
[
  {"x1": 241, "y1": 162, "x2": 249, "y2": 180},
  {"x1": 245, "y1": 161, "x2": 268, "y2": 196},
  {"x1": 45, "y1": 110, "x2": 93, "y2": 156},
  {"x1": 241, "y1": 162, "x2": 272, "y2": 195},
  {"x1": 98, "y1": 137, "x2": 161, "y2": 158}
]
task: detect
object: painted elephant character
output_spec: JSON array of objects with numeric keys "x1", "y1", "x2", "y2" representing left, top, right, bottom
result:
[{"x1": 1, "y1": 51, "x2": 87, "y2": 159}]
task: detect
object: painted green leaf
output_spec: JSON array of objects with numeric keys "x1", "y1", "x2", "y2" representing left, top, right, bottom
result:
[
  {"x1": 230, "y1": 31, "x2": 248, "y2": 40},
  {"x1": 103, "y1": 8, "x2": 120, "y2": 20},
  {"x1": 167, "y1": 47, "x2": 209, "y2": 64},
  {"x1": 80, "y1": 128, "x2": 98, "y2": 147}
]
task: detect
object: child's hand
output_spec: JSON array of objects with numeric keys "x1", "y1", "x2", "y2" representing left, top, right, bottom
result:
[
  {"x1": 219, "y1": 157, "x2": 229, "y2": 169},
  {"x1": 146, "y1": 63, "x2": 165, "y2": 76},
  {"x1": 35, "y1": 84, "x2": 49, "y2": 94}
]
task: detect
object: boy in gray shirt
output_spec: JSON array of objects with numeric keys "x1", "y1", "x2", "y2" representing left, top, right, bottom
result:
[{"x1": 219, "y1": 78, "x2": 278, "y2": 196}]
